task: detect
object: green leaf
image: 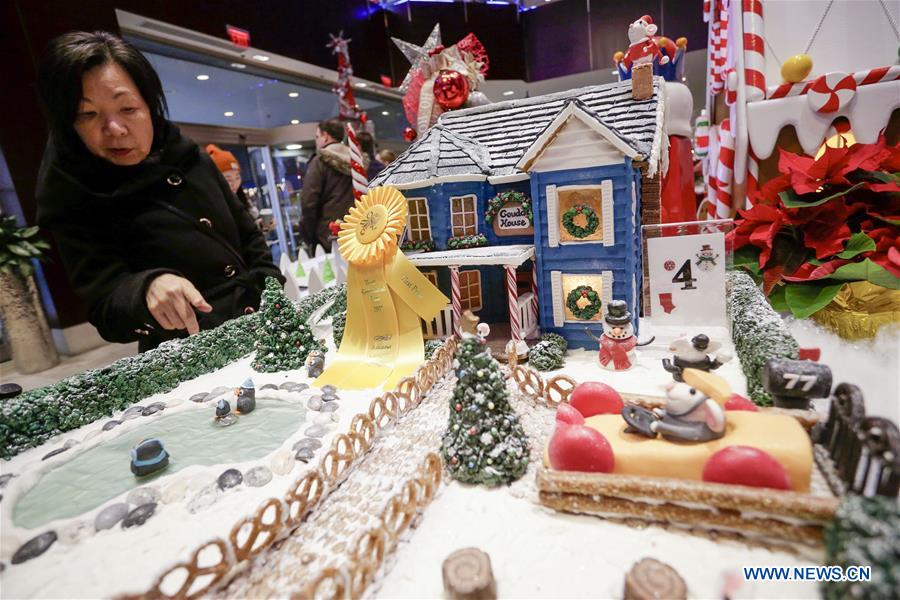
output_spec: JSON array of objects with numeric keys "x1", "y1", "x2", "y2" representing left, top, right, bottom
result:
[
  {"x1": 837, "y1": 232, "x2": 876, "y2": 259},
  {"x1": 854, "y1": 169, "x2": 898, "y2": 184},
  {"x1": 784, "y1": 282, "x2": 844, "y2": 319},
  {"x1": 18, "y1": 226, "x2": 39, "y2": 238},
  {"x1": 779, "y1": 182, "x2": 865, "y2": 208},
  {"x1": 828, "y1": 259, "x2": 900, "y2": 290},
  {"x1": 733, "y1": 245, "x2": 762, "y2": 274},
  {"x1": 768, "y1": 284, "x2": 789, "y2": 313},
  {"x1": 7, "y1": 243, "x2": 32, "y2": 257}
]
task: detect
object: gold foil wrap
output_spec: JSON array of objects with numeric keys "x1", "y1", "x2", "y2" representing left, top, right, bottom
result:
[{"x1": 811, "y1": 281, "x2": 900, "y2": 340}]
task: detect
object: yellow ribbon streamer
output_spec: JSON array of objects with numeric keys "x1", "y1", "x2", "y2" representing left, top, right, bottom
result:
[{"x1": 314, "y1": 187, "x2": 449, "y2": 390}]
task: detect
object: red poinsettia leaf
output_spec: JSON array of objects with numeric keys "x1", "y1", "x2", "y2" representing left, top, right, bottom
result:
[
  {"x1": 762, "y1": 265, "x2": 785, "y2": 295},
  {"x1": 783, "y1": 258, "x2": 851, "y2": 282},
  {"x1": 803, "y1": 219, "x2": 852, "y2": 259},
  {"x1": 841, "y1": 142, "x2": 891, "y2": 175},
  {"x1": 888, "y1": 246, "x2": 900, "y2": 267}
]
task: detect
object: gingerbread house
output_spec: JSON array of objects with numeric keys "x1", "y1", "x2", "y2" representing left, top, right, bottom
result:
[{"x1": 369, "y1": 78, "x2": 669, "y2": 349}]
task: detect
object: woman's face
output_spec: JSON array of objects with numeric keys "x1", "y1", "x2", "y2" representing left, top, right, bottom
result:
[{"x1": 73, "y1": 62, "x2": 153, "y2": 166}]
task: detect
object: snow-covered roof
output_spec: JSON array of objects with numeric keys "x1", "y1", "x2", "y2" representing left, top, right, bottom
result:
[
  {"x1": 406, "y1": 244, "x2": 535, "y2": 267},
  {"x1": 371, "y1": 78, "x2": 667, "y2": 188}
]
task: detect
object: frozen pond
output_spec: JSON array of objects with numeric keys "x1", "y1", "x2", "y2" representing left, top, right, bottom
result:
[{"x1": 14, "y1": 398, "x2": 306, "y2": 529}]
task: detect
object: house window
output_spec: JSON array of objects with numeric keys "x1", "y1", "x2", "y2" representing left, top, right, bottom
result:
[
  {"x1": 549, "y1": 271, "x2": 614, "y2": 326},
  {"x1": 407, "y1": 198, "x2": 431, "y2": 242},
  {"x1": 450, "y1": 195, "x2": 477, "y2": 237},
  {"x1": 459, "y1": 269, "x2": 482, "y2": 311},
  {"x1": 546, "y1": 181, "x2": 615, "y2": 247},
  {"x1": 424, "y1": 270, "x2": 438, "y2": 286}
]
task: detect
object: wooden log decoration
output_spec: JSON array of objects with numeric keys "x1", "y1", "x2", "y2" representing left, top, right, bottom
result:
[
  {"x1": 442, "y1": 547, "x2": 497, "y2": 600},
  {"x1": 624, "y1": 558, "x2": 687, "y2": 600}
]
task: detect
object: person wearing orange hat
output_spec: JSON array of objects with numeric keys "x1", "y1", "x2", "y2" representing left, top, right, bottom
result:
[{"x1": 206, "y1": 144, "x2": 259, "y2": 222}]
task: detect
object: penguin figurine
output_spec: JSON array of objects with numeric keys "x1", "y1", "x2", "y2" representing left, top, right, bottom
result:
[
  {"x1": 235, "y1": 377, "x2": 256, "y2": 414},
  {"x1": 130, "y1": 438, "x2": 170, "y2": 477},
  {"x1": 662, "y1": 334, "x2": 733, "y2": 382},
  {"x1": 216, "y1": 398, "x2": 231, "y2": 418}
]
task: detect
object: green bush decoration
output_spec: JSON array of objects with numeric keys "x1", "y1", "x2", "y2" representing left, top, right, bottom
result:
[
  {"x1": 441, "y1": 335, "x2": 529, "y2": 486},
  {"x1": 727, "y1": 271, "x2": 799, "y2": 406},
  {"x1": 447, "y1": 233, "x2": 488, "y2": 250},
  {"x1": 528, "y1": 340, "x2": 564, "y2": 371},
  {"x1": 424, "y1": 339, "x2": 444, "y2": 359},
  {"x1": 540, "y1": 332, "x2": 568, "y2": 354},
  {"x1": 332, "y1": 311, "x2": 347, "y2": 348},
  {"x1": 823, "y1": 494, "x2": 900, "y2": 600},
  {"x1": 252, "y1": 278, "x2": 323, "y2": 372},
  {"x1": 0, "y1": 284, "x2": 346, "y2": 459}
]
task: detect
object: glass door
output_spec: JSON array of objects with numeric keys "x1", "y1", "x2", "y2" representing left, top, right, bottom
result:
[{"x1": 246, "y1": 146, "x2": 297, "y2": 263}]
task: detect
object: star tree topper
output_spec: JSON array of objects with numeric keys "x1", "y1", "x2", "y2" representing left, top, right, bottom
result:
[{"x1": 391, "y1": 24, "x2": 443, "y2": 93}]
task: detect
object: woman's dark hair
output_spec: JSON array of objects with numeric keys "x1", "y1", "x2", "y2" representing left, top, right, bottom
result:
[
  {"x1": 38, "y1": 31, "x2": 169, "y2": 156},
  {"x1": 357, "y1": 131, "x2": 376, "y2": 158}
]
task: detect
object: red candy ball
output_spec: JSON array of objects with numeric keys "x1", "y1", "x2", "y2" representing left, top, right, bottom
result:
[
  {"x1": 555, "y1": 403, "x2": 586, "y2": 426},
  {"x1": 724, "y1": 394, "x2": 758, "y2": 412},
  {"x1": 702, "y1": 446, "x2": 791, "y2": 490},
  {"x1": 548, "y1": 425, "x2": 615, "y2": 473},
  {"x1": 569, "y1": 382, "x2": 624, "y2": 418},
  {"x1": 433, "y1": 69, "x2": 470, "y2": 110},
  {"x1": 403, "y1": 126, "x2": 417, "y2": 142}
]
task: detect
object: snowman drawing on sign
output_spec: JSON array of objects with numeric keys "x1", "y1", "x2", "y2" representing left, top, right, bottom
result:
[
  {"x1": 585, "y1": 300, "x2": 654, "y2": 371},
  {"x1": 695, "y1": 244, "x2": 719, "y2": 272},
  {"x1": 623, "y1": 15, "x2": 670, "y2": 69},
  {"x1": 662, "y1": 334, "x2": 733, "y2": 382}
]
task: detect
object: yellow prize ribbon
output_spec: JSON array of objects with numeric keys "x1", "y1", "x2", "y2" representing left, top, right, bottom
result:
[{"x1": 314, "y1": 187, "x2": 450, "y2": 390}]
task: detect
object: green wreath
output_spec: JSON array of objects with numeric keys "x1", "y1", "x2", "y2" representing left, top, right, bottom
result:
[
  {"x1": 562, "y1": 204, "x2": 599, "y2": 239},
  {"x1": 566, "y1": 285, "x2": 602, "y2": 320}
]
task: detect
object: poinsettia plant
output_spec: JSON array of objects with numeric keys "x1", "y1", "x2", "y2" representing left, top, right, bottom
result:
[{"x1": 729, "y1": 135, "x2": 900, "y2": 318}]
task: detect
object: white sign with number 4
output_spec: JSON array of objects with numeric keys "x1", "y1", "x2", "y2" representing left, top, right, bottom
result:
[{"x1": 647, "y1": 231, "x2": 727, "y2": 327}]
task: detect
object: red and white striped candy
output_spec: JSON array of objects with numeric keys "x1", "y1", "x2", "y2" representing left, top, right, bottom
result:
[
  {"x1": 725, "y1": 68, "x2": 738, "y2": 106},
  {"x1": 807, "y1": 72, "x2": 857, "y2": 114},
  {"x1": 742, "y1": 0, "x2": 766, "y2": 101},
  {"x1": 345, "y1": 123, "x2": 368, "y2": 199}
]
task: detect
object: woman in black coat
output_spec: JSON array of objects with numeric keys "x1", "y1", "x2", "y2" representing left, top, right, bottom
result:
[{"x1": 35, "y1": 31, "x2": 283, "y2": 351}]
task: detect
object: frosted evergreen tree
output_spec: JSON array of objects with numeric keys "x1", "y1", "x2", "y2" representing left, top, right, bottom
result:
[
  {"x1": 441, "y1": 335, "x2": 530, "y2": 485},
  {"x1": 252, "y1": 277, "x2": 323, "y2": 372}
]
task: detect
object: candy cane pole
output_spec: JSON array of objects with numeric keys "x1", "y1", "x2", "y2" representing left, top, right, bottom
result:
[
  {"x1": 345, "y1": 124, "x2": 368, "y2": 199},
  {"x1": 715, "y1": 119, "x2": 734, "y2": 219},
  {"x1": 450, "y1": 266, "x2": 462, "y2": 337},
  {"x1": 505, "y1": 265, "x2": 521, "y2": 343},
  {"x1": 530, "y1": 260, "x2": 539, "y2": 332},
  {"x1": 742, "y1": 0, "x2": 765, "y2": 101}
]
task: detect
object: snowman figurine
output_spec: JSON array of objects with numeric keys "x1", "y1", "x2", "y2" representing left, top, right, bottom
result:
[
  {"x1": 662, "y1": 334, "x2": 733, "y2": 382},
  {"x1": 594, "y1": 300, "x2": 638, "y2": 371}
]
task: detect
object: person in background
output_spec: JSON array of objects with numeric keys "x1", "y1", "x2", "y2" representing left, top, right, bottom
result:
[
  {"x1": 35, "y1": 31, "x2": 283, "y2": 352},
  {"x1": 206, "y1": 144, "x2": 261, "y2": 225},
  {"x1": 357, "y1": 131, "x2": 385, "y2": 180},
  {"x1": 299, "y1": 118, "x2": 359, "y2": 252},
  {"x1": 376, "y1": 148, "x2": 397, "y2": 165}
]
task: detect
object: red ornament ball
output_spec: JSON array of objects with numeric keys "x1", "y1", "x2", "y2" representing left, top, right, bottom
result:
[
  {"x1": 433, "y1": 69, "x2": 470, "y2": 110},
  {"x1": 664, "y1": 260, "x2": 676, "y2": 271},
  {"x1": 702, "y1": 446, "x2": 791, "y2": 490},
  {"x1": 403, "y1": 127, "x2": 417, "y2": 142},
  {"x1": 468, "y1": 426, "x2": 477, "y2": 436},
  {"x1": 451, "y1": 456, "x2": 458, "y2": 465},
  {"x1": 455, "y1": 403, "x2": 462, "y2": 412},
  {"x1": 569, "y1": 382, "x2": 624, "y2": 417},
  {"x1": 581, "y1": 290, "x2": 588, "y2": 298},
  {"x1": 548, "y1": 425, "x2": 615, "y2": 473}
]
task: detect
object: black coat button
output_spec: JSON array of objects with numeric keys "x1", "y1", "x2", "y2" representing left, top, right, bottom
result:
[
  {"x1": 199, "y1": 218, "x2": 213, "y2": 228},
  {"x1": 166, "y1": 173, "x2": 183, "y2": 186},
  {"x1": 224, "y1": 265, "x2": 236, "y2": 278}
]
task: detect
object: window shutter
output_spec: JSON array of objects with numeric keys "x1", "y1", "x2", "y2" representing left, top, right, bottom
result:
[
  {"x1": 550, "y1": 270, "x2": 563, "y2": 327},
  {"x1": 601, "y1": 179, "x2": 615, "y2": 247},
  {"x1": 601, "y1": 270, "x2": 614, "y2": 309},
  {"x1": 546, "y1": 185, "x2": 559, "y2": 248},
  {"x1": 631, "y1": 181, "x2": 637, "y2": 230}
]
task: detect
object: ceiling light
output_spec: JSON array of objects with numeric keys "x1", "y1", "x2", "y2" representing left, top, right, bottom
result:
[
  {"x1": 224, "y1": 111, "x2": 234, "y2": 117},
  {"x1": 286, "y1": 144, "x2": 303, "y2": 150},
  {"x1": 196, "y1": 74, "x2": 210, "y2": 81},
  {"x1": 503, "y1": 90, "x2": 515, "y2": 96},
  {"x1": 288, "y1": 92, "x2": 299, "y2": 98},
  {"x1": 252, "y1": 54, "x2": 270, "y2": 62},
  {"x1": 290, "y1": 119, "x2": 300, "y2": 125},
  {"x1": 355, "y1": 82, "x2": 368, "y2": 88},
  {"x1": 381, "y1": 110, "x2": 390, "y2": 115},
  {"x1": 230, "y1": 62, "x2": 246, "y2": 69}
]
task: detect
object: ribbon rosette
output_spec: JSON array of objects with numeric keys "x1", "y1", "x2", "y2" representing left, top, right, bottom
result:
[{"x1": 315, "y1": 187, "x2": 449, "y2": 390}]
